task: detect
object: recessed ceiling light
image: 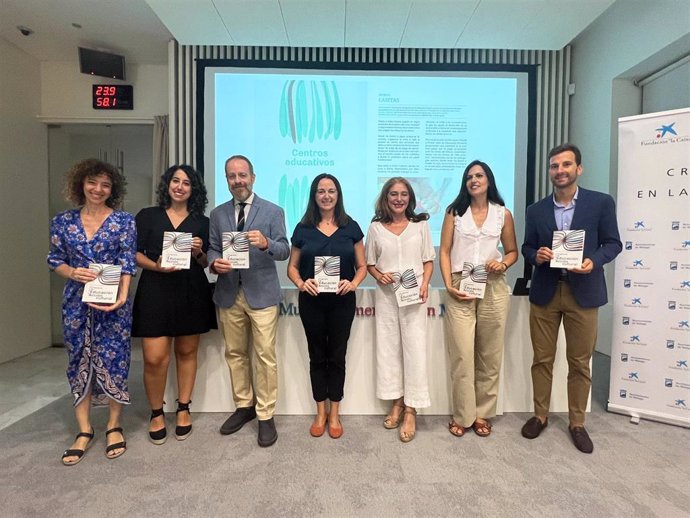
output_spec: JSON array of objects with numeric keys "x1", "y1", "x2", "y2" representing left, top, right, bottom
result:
[{"x1": 17, "y1": 25, "x2": 33, "y2": 36}]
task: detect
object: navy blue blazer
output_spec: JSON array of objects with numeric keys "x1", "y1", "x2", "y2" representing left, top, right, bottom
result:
[
  {"x1": 522, "y1": 187, "x2": 621, "y2": 308},
  {"x1": 207, "y1": 195, "x2": 290, "y2": 309}
]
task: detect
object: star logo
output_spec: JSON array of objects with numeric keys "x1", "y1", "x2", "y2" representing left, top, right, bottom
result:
[
  {"x1": 632, "y1": 298, "x2": 641, "y2": 305},
  {"x1": 680, "y1": 321, "x2": 690, "y2": 329},
  {"x1": 628, "y1": 372, "x2": 639, "y2": 379},
  {"x1": 634, "y1": 221, "x2": 645, "y2": 229},
  {"x1": 656, "y1": 122, "x2": 677, "y2": 138},
  {"x1": 630, "y1": 336, "x2": 640, "y2": 342},
  {"x1": 677, "y1": 360, "x2": 688, "y2": 367},
  {"x1": 676, "y1": 399, "x2": 687, "y2": 407},
  {"x1": 633, "y1": 259, "x2": 643, "y2": 267},
  {"x1": 681, "y1": 281, "x2": 690, "y2": 288}
]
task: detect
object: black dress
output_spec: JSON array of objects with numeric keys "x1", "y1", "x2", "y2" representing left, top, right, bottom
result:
[{"x1": 132, "y1": 207, "x2": 217, "y2": 337}]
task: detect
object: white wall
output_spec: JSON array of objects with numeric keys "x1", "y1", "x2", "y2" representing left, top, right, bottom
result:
[
  {"x1": 41, "y1": 62, "x2": 168, "y2": 120},
  {"x1": 569, "y1": 0, "x2": 690, "y2": 355},
  {"x1": 0, "y1": 38, "x2": 51, "y2": 363},
  {"x1": 643, "y1": 59, "x2": 690, "y2": 113}
]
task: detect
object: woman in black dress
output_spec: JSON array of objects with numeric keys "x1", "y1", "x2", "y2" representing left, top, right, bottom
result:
[
  {"x1": 132, "y1": 165, "x2": 216, "y2": 444},
  {"x1": 287, "y1": 174, "x2": 367, "y2": 439}
]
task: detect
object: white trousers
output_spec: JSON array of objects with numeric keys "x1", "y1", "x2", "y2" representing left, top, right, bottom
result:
[{"x1": 374, "y1": 285, "x2": 431, "y2": 408}]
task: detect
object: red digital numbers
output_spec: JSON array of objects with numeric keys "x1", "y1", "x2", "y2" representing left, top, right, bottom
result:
[
  {"x1": 95, "y1": 86, "x2": 117, "y2": 97},
  {"x1": 93, "y1": 85, "x2": 131, "y2": 109}
]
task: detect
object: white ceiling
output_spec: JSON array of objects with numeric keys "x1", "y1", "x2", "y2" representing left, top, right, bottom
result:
[{"x1": 1, "y1": 0, "x2": 616, "y2": 65}]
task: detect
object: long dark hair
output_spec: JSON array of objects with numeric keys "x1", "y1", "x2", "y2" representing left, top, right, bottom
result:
[
  {"x1": 300, "y1": 173, "x2": 350, "y2": 227},
  {"x1": 372, "y1": 177, "x2": 429, "y2": 223},
  {"x1": 445, "y1": 160, "x2": 505, "y2": 217},
  {"x1": 156, "y1": 165, "x2": 208, "y2": 216}
]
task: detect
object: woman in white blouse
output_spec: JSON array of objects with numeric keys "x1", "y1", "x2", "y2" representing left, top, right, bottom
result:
[
  {"x1": 439, "y1": 160, "x2": 518, "y2": 438},
  {"x1": 365, "y1": 177, "x2": 435, "y2": 443}
]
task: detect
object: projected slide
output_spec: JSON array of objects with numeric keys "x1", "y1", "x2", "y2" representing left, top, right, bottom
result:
[{"x1": 208, "y1": 69, "x2": 522, "y2": 243}]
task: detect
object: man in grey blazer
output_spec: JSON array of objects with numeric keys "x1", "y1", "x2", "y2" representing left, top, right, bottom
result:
[{"x1": 207, "y1": 155, "x2": 290, "y2": 447}]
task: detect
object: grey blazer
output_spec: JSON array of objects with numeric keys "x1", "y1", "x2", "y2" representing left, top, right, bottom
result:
[{"x1": 207, "y1": 195, "x2": 290, "y2": 309}]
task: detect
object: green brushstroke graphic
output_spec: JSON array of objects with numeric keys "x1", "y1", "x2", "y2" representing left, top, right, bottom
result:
[
  {"x1": 278, "y1": 174, "x2": 311, "y2": 231},
  {"x1": 279, "y1": 80, "x2": 342, "y2": 144}
]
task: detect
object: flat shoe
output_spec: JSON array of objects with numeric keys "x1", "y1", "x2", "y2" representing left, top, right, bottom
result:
[
  {"x1": 569, "y1": 426, "x2": 594, "y2": 454},
  {"x1": 521, "y1": 416, "x2": 548, "y2": 439},
  {"x1": 62, "y1": 428, "x2": 95, "y2": 466},
  {"x1": 220, "y1": 406, "x2": 257, "y2": 435},
  {"x1": 310, "y1": 414, "x2": 328, "y2": 437},
  {"x1": 258, "y1": 418, "x2": 278, "y2": 447},
  {"x1": 105, "y1": 427, "x2": 127, "y2": 459},
  {"x1": 328, "y1": 418, "x2": 343, "y2": 439}
]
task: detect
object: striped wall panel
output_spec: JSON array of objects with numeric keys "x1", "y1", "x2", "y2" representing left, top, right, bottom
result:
[{"x1": 169, "y1": 43, "x2": 571, "y2": 200}]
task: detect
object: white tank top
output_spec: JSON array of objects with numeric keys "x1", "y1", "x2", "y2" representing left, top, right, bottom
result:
[{"x1": 450, "y1": 202, "x2": 505, "y2": 272}]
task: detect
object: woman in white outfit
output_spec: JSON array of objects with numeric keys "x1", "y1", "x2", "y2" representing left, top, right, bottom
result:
[
  {"x1": 365, "y1": 177, "x2": 435, "y2": 443},
  {"x1": 440, "y1": 160, "x2": 518, "y2": 438}
]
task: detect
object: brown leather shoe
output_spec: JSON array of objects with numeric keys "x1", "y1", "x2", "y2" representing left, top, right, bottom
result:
[
  {"x1": 521, "y1": 416, "x2": 548, "y2": 439},
  {"x1": 569, "y1": 426, "x2": 594, "y2": 453}
]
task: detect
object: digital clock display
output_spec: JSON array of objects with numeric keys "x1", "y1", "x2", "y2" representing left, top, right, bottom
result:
[{"x1": 92, "y1": 85, "x2": 133, "y2": 110}]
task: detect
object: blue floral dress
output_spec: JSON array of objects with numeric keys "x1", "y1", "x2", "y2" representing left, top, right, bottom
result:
[{"x1": 47, "y1": 209, "x2": 137, "y2": 406}]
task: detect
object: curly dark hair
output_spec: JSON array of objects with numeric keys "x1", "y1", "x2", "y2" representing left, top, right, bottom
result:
[
  {"x1": 156, "y1": 165, "x2": 208, "y2": 215},
  {"x1": 372, "y1": 177, "x2": 429, "y2": 223},
  {"x1": 64, "y1": 158, "x2": 127, "y2": 209},
  {"x1": 300, "y1": 173, "x2": 350, "y2": 227},
  {"x1": 446, "y1": 160, "x2": 505, "y2": 217}
]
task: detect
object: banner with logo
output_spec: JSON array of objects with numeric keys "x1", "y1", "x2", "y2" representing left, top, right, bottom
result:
[{"x1": 609, "y1": 108, "x2": 690, "y2": 428}]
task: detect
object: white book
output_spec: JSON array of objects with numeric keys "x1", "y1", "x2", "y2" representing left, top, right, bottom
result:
[
  {"x1": 392, "y1": 268, "x2": 422, "y2": 307},
  {"x1": 551, "y1": 229, "x2": 585, "y2": 269},
  {"x1": 82, "y1": 264, "x2": 122, "y2": 304},
  {"x1": 458, "y1": 262, "x2": 487, "y2": 299},
  {"x1": 161, "y1": 231, "x2": 192, "y2": 269},
  {"x1": 222, "y1": 232, "x2": 250, "y2": 269},
  {"x1": 314, "y1": 256, "x2": 340, "y2": 293}
]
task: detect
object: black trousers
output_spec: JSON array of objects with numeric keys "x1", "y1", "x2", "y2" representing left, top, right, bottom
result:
[{"x1": 298, "y1": 291, "x2": 356, "y2": 402}]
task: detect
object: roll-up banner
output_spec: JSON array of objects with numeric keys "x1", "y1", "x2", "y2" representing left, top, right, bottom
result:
[{"x1": 609, "y1": 108, "x2": 690, "y2": 428}]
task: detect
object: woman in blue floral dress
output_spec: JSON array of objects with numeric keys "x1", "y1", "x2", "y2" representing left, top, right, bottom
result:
[{"x1": 47, "y1": 159, "x2": 137, "y2": 465}]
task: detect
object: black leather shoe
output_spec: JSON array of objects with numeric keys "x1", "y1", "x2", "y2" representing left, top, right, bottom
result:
[
  {"x1": 220, "y1": 406, "x2": 256, "y2": 435},
  {"x1": 569, "y1": 426, "x2": 594, "y2": 453},
  {"x1": 257, "y1": 418, "x2": 278, "y2": 447},
  {"x1": 521, "y1": 416, "x2": 548, "y2": 439}
]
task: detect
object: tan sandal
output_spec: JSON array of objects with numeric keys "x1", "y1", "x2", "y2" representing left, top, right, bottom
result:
[
  {"x1": 448, "y1": 420, "x2": 466, "y2": 437},
  {"x1": 472, "y1": 419, "x2": 492, "y2": 437},
  {"x1": 383, "y1": 399, "x2": 405, "y2": 429},
  {"x1": 399, "y1": 407, "x2": 416, "y2": 443}
]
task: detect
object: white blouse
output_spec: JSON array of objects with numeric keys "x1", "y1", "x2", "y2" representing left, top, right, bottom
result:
[
  {"x1": 365, "y1": 220, "x2": 436, "y2": 279},
  {"x1": 450, "y1": 202, "x2": 505, "y2": 272}
]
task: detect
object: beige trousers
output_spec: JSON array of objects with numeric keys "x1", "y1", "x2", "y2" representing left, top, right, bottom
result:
[
  {"x1": 217, "y1": 289, "x2": 279, "y2": 420},
  {"x1": 444, "y1": 273, "x2": 511, "y2": 427},
  {"x1": 529, "y1": 280, "x2": 598, "y2": 425}
]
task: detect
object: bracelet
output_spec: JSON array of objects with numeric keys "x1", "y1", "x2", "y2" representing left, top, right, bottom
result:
[{"x1": 501, "y1": 262, "x2": 509, "y2": 271}]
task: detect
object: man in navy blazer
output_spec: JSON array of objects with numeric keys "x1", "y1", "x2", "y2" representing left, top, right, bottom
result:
[
  {"x1": 207, "y1": 155, "x2": 290, "y2": 447},
  {"x1": 521, "y1": 143, "x2": 621, "y2": 453}
]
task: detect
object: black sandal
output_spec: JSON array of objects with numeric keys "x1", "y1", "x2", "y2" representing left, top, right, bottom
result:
[
  {"x1": 62, "y1": 428, "x2": 95, "y2": 466},
  {"x1": 105, "y1": 427, "x2": 127, "y2": 459},
  {"x1": 175, "y1": 400, "x2": 192, "y2": 441},
  {"x1": 149, "y1": 407, "x2": 167, "y2": 445}
]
